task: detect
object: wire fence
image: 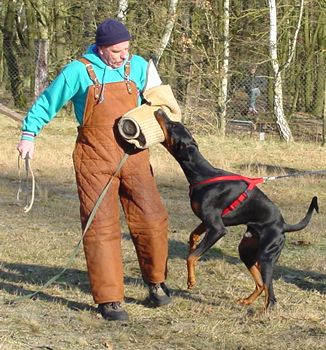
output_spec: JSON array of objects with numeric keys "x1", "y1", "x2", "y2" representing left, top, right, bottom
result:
[{"x1": 0, "y1": 39, "x2": 324, "y2": 143}]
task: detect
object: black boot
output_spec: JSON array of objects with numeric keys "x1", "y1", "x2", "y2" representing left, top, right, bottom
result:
[
  {"x1": 148, "y1": 282, "x2": 172, "y2": 307},
  {"x1": 98, "y1": 302, "x2": 129, "y2": 321}
]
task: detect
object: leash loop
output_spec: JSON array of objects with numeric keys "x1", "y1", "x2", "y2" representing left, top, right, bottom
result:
[{"x1": 17, "y1": 154, "x2": 36, "y2": 213}]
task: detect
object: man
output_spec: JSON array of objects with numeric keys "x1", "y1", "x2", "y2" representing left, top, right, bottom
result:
[
  {"x1": 17, "y1": 19, "x2": 171, "y2": 321},
  {"x1": 243, "y1": 65, "x2": 267, "y2": 115}
]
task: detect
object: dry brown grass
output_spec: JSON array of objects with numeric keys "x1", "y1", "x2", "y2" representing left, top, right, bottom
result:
[{"x1": 1, "y1": 114, "x2": 325, "y2": 350}]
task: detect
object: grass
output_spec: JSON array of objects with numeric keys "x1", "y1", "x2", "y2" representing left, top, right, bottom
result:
[{"x1": 1, "y1": 114, "x2": 325, "y2": 350}]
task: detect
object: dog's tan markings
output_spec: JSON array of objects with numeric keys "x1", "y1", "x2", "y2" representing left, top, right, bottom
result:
[
  {"x1": 187, "y1": 255, "x2": 198, "y2": 289},
  {"x1": 155, "y1": 113, "x2": 174, "y2": 151},
  {"x1": 238, "y1": 263, "x2": 264, "y2": 305},
  {"x1": 187, "y1": 222, "x2": 206, "y2": 288}
]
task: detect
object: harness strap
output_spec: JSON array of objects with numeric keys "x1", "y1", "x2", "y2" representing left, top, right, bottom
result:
[{"x1": 189, "y1": 175, "x2": 265, "y2": 217}]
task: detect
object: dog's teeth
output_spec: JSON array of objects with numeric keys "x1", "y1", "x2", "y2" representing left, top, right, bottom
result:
[{"x1": 244, "y1": 231, "x2": 253, "y2": 238}]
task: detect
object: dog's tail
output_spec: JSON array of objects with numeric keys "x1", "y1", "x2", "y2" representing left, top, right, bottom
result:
[{"x1": 284, "y1": 196, "x2": 319, "y2": 233}]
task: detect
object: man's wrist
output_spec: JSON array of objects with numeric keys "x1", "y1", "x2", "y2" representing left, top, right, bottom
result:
[{"x1": 21, "y1": 131, "x2": 35, "y2": 141}]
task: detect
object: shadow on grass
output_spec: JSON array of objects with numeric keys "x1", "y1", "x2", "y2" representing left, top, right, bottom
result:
[
  {"x1": 0, "y1": 262, "x2": 94, "y2": 311},
  {"x1": 168, "y1": 238, "x2": 241, "y2": 265},
  {"x1": 1, "y1": 241, "x2": 324, "y2": 314},
  {"x1": 0, "y1": 281, "x2": 96, "y2": 312},
  {"x1": 167, "y1": 238, "x2": 326, "y2": 296},
  {"x1": 0, "y1": 262, "x2": 165, "y2": 310}
]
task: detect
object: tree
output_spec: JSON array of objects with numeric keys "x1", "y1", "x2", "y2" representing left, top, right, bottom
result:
[
  {"x1": 155, "y1": 0, "x2": 179, "y2": 64},
  {"x1": 28, "y1": 0, "x2": 50, "y2": 99},
  {"x1": 2, "y1": 0, "x2": 27, "y2": 108},
  {"x1": 216, "y1": 0, "x2": 230, "y2": 136},
  {"x1": 268, "y1": 0, "x2": 296, "y2": 142},
  {"x1": 117, "y1": 0, "x2": 128, "y2": 21},
  {"x1": 314, "y1": 8, "x2": 326, "y2": 117}
]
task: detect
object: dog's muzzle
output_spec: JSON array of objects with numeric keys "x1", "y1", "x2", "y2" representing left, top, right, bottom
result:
[{"x1": 118, "y1": 84, "x2": 181, "y2": 149}]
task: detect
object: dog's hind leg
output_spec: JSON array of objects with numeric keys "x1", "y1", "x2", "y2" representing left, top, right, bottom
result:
[
  {"x1": 187, "y1": 217, "x2": 227, "y2": 289},
  {"x1": 259, "y1": 230, "x2": 285, "y2": 309},
  {"x1": 238, "y1": 232, "x2": 265, "y2": 306}
]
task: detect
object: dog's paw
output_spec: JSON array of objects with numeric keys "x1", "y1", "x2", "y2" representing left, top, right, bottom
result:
[
  {"x1": 237, "y1": 297, "x2": 252, "y2": 306},
  {"x1": 187, "y1": 280, "x2": 196, "y2": 289}
]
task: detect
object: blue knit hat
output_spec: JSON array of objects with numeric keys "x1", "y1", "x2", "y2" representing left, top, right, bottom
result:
[{"x1": 96, "y1": 19, "x2": 131, "y2": 46}]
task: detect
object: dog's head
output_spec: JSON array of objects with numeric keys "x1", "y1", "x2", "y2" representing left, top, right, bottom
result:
[{"x1": 154, "y1": 109, "x2": 198, "y2": 161}]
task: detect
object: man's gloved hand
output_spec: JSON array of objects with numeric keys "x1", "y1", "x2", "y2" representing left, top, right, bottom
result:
[{"x1": 17, "y1": 139, "x2": 35, "y2": 159}]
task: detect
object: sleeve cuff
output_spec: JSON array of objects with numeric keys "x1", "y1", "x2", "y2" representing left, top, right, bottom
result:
[{"x1": 21, "y1": 131, "x2": 35, "y2": 141}]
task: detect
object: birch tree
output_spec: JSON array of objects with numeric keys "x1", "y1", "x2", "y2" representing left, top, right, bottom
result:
[
  {"x1": 268, "y1": 0, "x2": 297, "y2": 142},
  {"x1": 217, "y1": 0, "x2": 230, "y2": 135},
  {"x1": 155, "y1": 0, "x2": 179, "y2": 64},
  {"x1": 117, "y1": 0, "x2": 128, "y2": 22}
]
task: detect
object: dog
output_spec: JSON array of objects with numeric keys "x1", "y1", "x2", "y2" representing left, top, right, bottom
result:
[{"x1": 154, "y1": 109, "x2": 318, "y2": 310}]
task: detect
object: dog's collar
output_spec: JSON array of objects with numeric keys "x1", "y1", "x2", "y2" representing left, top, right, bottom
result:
[{"x1": 189, "y1": 175, "x2": 265, "y2": 216}]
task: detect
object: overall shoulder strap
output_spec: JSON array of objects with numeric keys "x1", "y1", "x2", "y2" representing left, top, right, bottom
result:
[
  {"x1": 124, "y1": 54, "x2": 133, "y2": 94},
  {"x1": 79, "y1": 58, "x2": 101, "y2": 99}
]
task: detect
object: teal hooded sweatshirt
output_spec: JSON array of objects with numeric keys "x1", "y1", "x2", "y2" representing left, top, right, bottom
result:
[{"x1": 21, "y1": 45, "x2": 148, "y2": 139}]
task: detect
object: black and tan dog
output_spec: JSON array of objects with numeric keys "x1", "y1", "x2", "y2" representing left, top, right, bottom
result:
[{"x1": 155, "y1": 109, "x2": 318, "y2": 310}]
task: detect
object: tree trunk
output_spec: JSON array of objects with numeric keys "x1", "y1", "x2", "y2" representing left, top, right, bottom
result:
[
  {"x1": 23, "y1": 0, "x2": 36, "y2": 97},
  {"x1": 3, "y1": 0, "x2": 27, "y2": 108},
  {"x1": 217, "y1": 0, "x2": 230, "y2": 136},
  {"x1": 117, "y1": 0, "x2": 128, "y2": 21},
  {"x1": 314, "y1": 11, "x2": 326, "y2": 117},
  {"x1": 30, "y1": 0, "x2": 49, "y2": 99},
  {"x1": 322, "y1": 78, "x2": 326, "y2": 146},
  {"x1": 156, "y1": 0, "x2": 178, "y2": 64},
  {"x1": 303, "y1": 7, "x2": 314, "y2": 112},
  {"x1": 54, "y1": 0, "x2": 67, "y2": 71},
  {"x1": 0, "y1": 18, "x2": 3, "y2": 87},
  {"x1": 268, "y1": 0, "x2": 293, "y2": 142}
]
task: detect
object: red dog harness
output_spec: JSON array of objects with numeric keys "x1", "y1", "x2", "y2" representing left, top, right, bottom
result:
[{"x1": 189, "y1": 175, "x2": 265, "y2": 216}]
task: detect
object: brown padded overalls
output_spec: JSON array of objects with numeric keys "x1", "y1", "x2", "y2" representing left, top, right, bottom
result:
[{"x1": 72, "y1": 58, "x2": 168, "y2": 304}]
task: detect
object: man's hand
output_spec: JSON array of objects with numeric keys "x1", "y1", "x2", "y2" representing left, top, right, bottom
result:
[{"x1": 17, "y1": 139, "x2": 35, "y2": 159}]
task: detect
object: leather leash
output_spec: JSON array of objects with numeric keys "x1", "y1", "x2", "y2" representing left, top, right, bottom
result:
[
  {"x1": 17, "y1": 154, "x2": 35, "y2": 213},
  {"x1": 10, "y1": 152, "x2": 130, "y2": 303},
  {"x1": 263, "y1": 169, "x2": 326, "y2": 181}
]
